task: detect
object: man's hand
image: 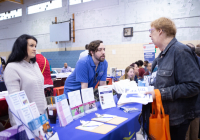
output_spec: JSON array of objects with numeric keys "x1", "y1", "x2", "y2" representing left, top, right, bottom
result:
[
  {"x1": 81, "y1": 82, "x2": 88, "y2": 89},
  {"x1": 99, "y1": 81, "x2": 106, "y2": 86},
  {"x1": 145, "y1": 90, "x2": 155, "y2": 100}
]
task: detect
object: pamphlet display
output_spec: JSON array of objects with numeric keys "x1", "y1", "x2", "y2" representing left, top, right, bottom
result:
[
  {"x1": 5, "y1": 91, "x2": 59, "y2": 140},
  {"x1": 55, "y1": 94, "x2": 73, "y2": 127},
  {"x1": 68, "y1": 90, "x2": 85, "y2": 119},
  {"x1": 81, "y1": 87, "x2": 97, "y2": 114},
  {"x1": 5, "y1": 91, "x2": 25, "y2": 125},
  {"x1": 98, "y1": 85, "x2": 116, "y2": 109}
]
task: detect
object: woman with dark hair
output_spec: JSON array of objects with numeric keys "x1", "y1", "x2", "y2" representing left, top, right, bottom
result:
[
  {"x1": 130, "y1": 63, "x2": 139, "y2": 83},
  {"x1": 4, "y1": 34, "x2": 47, "y2": 126},
  {"x1": 138, "y1": 60, "x2": 145, "y2": 79}
]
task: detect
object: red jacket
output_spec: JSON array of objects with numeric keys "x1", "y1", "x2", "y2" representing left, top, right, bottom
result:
[{"x1": 36, "y1": 54, "x2": 53, "y2": 85}]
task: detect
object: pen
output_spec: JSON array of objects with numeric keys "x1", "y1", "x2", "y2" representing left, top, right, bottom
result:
[
  {"x1": 83, "y1": 125, "x2": 99, "y2": 127},
  {"x1": 99, "y1": 117, "x2": 114, "y2": 118}
]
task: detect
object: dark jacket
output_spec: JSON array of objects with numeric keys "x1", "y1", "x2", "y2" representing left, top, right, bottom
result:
[{"x1": 152, "y1": 38, "x2": 200, "y2": 126}]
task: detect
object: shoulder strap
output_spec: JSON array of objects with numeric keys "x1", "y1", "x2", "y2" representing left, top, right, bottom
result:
[{"x1": 42, "y1": 57, "x2": 47, "y2": 74}]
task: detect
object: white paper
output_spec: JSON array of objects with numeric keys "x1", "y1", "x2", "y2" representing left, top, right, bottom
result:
[
  {"x1": 77, "y1": 121, "x2": 103, "y2": 131},
  {"x1": 18, "y1": 105, "x2": 34, "y2": 139},
  {"x1": 55, "y1": 94, "x2": 73, "y2": 126},
  {"x1": 0, "y1": 91, "x2": 8, "y2": 97},
  {"x1": 68, "y1": 90, "x2": 83, "y2": 108},
  {"x1": 92, "y1": 114, "x2": 117, "y2": 122},
  {"x1": 8, "y1": 92, "x2": 22, "y2": 110},
  {"x1": 81, "y1": 88, "x2": 97, "y2": 114},
  {"x1": 68, "y1": 90, "x2": 85, "y2": 119},
  {"x1": 98, "y1": 85, "x2": 116, "y2": 109},
  {"x1": 29, "y1": 102, "x2": 40, "y2": 119},
  {"x1": 118, "y1": 86, "x2": 153, "y2": 105},
  {"x1": 49, "y1": 110, "x2": 53, "y2": 116},
  {"x1": 18, "y1": 90, "x2": 29, "y2": 106},
  {"x1": 81, "y1": 88, "x2": 95, "y2": 103}
]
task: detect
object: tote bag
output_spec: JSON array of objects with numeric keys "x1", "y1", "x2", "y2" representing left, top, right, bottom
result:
[{"x1": 149, "y1": 89, "x2": 171, "y2": 140}]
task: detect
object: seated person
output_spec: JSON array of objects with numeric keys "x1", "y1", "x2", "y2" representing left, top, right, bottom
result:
[
  {"x1": 143, "y1": 63, "x2": 152, "y2": 76},
  {"x1": 61, "y1": 63, "x2": 72, "y2": 73},
  {"x1": 119, "y1": 66, "x2": 135, "y2": 81},
  {"x1": 64, "y1": 40, "x2": 108, "y2": 99},
  {"x1": 143, "y1": 60, "x2": 149, "y2": 72},
  {"x1": 138, "y1": 60, "x2": 145, "y2": 79},
  {"x1": 130, "y1": 63, "x2": 139, "y2": 83}
]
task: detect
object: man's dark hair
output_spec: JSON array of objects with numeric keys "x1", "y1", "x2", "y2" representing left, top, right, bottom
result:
[
  {"x1": 138, "y1": 60, "x2": 143, "y2": 67},
  {"x1": 85, "y1": 44, "x2": 89, "y2": 50},
  {"x1": 134, "y1": 61, "x2": 139, "y2": 67},
  {"x1": 88, "y1": 40, "x2": 103, "y2": 56},
  {"x1": 186, "y1": 43, "x2": 195, "y2": 52},
  {"x1": 197, "y1": 44, "x2": 200, "y2": 48},
  {"x1": 195, "y1": 47, "x2": 200, "y2": 57},
  {"x1": 6, "y1": 34, "x2": 37, "y2": 67},
  {"x1": 144, "y1": 60, "x2": 149, "y2": 64}
]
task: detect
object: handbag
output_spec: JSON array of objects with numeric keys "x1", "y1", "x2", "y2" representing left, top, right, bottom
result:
[{"x1": 149, "y1": 89, "x2": 171, "y2": 140}]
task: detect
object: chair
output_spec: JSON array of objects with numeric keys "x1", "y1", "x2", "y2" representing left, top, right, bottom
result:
[{"x1": 54, "y1": 86, "x2": 64, "y2": 96}]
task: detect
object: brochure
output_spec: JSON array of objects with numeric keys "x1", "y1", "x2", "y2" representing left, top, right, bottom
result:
[
  {"x1": 81, "y1": 87, "x2": 97, "y2": 114},
  {"x1": 55, "y1": 94, "x2": 73, "y2": 127},
  {"x1": 98, "y1": 85, "x2": 116, "y2": 110},
  {"x1": 118, "y1": 86, "x2": 153, "y2": 105},
  {"x1": 68, "y1": 90, "x2": 85, "y2": 119}
]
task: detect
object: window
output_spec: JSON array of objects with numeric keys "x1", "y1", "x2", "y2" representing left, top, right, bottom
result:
[
  {"x1": 27, "y1": 0, "x2": 62, "y2": 15},
  {"x1": 0, "y1": 9, "x2": 22, "y2": 21},
  {"x1": 69, "y1": 0, "x2": 93, "y2": 5}
]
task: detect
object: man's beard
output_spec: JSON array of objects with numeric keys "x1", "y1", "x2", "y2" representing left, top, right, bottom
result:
[{"x1": 94, "y1": 54, "x2": 105, "y2": 62}]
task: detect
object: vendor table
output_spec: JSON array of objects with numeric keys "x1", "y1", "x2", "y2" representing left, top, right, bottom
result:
[
  {"x1": 50, "y1": 102, "x2": 142, "y2": 140},
  {"x1": 0, "y1": 81, "x2": 7, "y2": 92}
]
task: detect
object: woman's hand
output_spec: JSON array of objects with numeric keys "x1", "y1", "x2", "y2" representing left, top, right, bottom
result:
[{"x1": 145, "y1": 90, "x2": 156, "y2": 100}]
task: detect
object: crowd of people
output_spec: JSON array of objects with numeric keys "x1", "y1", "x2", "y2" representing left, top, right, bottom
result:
[{"x1": 1, "y1": 17, "x2": 200, "y2": 140}]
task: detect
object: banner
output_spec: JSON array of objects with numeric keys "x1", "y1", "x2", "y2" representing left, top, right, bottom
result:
[{"x1": 143, "y1": 44, "x2": 155, "y2": 63}]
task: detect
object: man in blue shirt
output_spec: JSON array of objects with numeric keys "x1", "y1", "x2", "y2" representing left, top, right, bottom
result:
[
  {"x1": 64, "y1": 40, "x2": 108, "y2": 98},
  {"x1": 61, "y1": 63, "x2": 72, "y2": 73}
]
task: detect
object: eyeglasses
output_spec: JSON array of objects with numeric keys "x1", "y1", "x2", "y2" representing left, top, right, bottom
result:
[
  {"x1": 93, "y1": 73, "x2": 98, "y2": 83},
  {"x1": 149, "y1": 28, "x2": 155, "y2": 33}
]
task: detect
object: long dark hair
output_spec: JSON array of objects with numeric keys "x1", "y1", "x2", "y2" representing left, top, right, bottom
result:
[{"x1": 6, "y1": 34, "x2": 37, "y2": 67}]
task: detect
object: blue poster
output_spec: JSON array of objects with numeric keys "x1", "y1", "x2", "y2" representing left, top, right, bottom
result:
[
  {"x1": 144, "y1": 52, "x2": 155, "y2": 63},
  {"x1": 143, "y1": 44, "x2": 155, "y2": 63}
]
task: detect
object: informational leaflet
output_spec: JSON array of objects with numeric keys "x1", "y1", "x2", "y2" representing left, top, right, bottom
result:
[
  {"x1": 55, "y1": 94, "x2": 73, "y2": 127},
  {"x1": 92, "y1": 114, "x2": 117, "y2": 123},
  {"x1": 5, "y1": 92, "x2": 22, "y2": 125},
  {"x1": 77, "y1": 121, "x2": 104, "y2": 131},
  {"x1": 81, "y1": 87, "x2": 97, "y2": 114},
  {"x1": 143, "y1": 75, "x2": 151, "y2": 87},
  {"x1": 18, "y1": 90, "x2": 29, "y2": 106},
  {"x1": 18, "y1": 105, "x2": 34, "y2": 139},
  {"x1": 98, "y1": 85, "x2": 116, "y2": 110},
  {"x1": 118, "y1": 86, "x2": 153, "y2": 105},
  {"x1": 68, "y1": 90, "x2": 85, "y2": 119},
  {"x1": 29, "y1": 102, "x2": 40, "y2": 119}
]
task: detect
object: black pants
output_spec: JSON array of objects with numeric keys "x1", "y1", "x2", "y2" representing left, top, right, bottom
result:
[{"x1": 170, "y1": 119, "x2": 192, "y2": 140}]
